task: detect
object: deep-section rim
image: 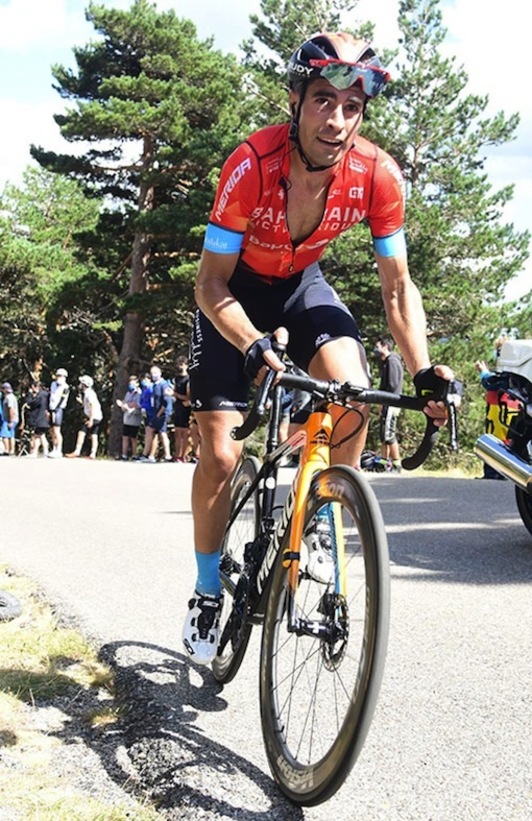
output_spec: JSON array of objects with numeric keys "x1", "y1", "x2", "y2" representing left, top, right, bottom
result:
[
  {"x1": 259, "y1": 465, "x2": 390, "y2": 805},
  {"x1": 212, "y1": 456, "x2": 261, "y2": 683}
]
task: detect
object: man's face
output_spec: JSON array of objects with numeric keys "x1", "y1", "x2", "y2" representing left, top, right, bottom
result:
[{"x1": 291, "y1": 79, "x2": 365, "y2": 168}]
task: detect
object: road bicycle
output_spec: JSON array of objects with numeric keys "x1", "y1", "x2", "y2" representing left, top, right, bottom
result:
[{"x1": 212, "y1": 357, "x2": 457, "y2": 805}]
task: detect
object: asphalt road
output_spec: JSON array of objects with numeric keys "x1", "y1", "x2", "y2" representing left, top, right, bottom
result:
[{"x1": 1, "y1": 457, "x2": 531, "y2": 820}]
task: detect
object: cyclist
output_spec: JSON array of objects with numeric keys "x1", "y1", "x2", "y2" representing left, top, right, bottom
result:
[{"x1": 183, "y1": 31, "x2": 453, "y2": 665}]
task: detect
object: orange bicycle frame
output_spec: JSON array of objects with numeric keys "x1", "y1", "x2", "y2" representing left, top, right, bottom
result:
[{"x1": 280, "y1": 406, "x2": 346, "y2": 598}]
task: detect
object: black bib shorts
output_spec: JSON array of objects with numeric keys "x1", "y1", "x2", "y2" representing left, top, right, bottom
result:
[{"x1": 189, "y1": 262, "x2": 361, "y2": 412}]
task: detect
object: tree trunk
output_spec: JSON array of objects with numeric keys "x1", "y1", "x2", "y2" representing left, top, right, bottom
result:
[{"x1": 107, "y1": 137, "x2": 155, "y2": 456}]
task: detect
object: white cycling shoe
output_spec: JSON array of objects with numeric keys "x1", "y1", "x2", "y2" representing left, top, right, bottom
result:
[
  {"x1": 182, "y1": 591, "x2": 223, "y2": 666},
  {"x1": 304, "y1": 516, "x2": 335, "y2": 585}
]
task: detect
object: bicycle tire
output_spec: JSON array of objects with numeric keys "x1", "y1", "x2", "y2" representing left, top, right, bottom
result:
[
  {"x1": 0, "y1": 589, "x2": 22, "y2": 621},
  {"x1": 212, "y1": 456, "x2": 261, "y2": 684},
  {"x1": 515, "y1": 485, "x2": 532, "y2": 537},
  {"x1": 260, "y1": 465, "x2": 390, "y2": 805}
]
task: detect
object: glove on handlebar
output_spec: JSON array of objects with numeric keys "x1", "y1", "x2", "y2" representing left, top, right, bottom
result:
[
  {"x1": 413, "y1": 366, "x2": 448, "y2": 402},
  {"x1": 244, "y1": 337, "x2": 273, "y2": 381}
]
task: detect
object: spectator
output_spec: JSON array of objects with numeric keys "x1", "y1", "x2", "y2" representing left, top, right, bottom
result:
[
  {"x1": 139, "y1": 365, "x2": 172, "y2": 463},
  {"x1": 23, "y1": 380, "x2": 51, "y2": 457},
  {"x1": 474, "y1": 335, "x2": 507, "y2": 391},
  {"x1": 48, "y1": 367, "x2": 70, "y2": 458},
  {"x1": 172, "y1": 356, "x2": 192, "y2": 463},
  {"x1": 373, "y1": 335, "x2": 404, "y2": 472},
  {"x1": 116, "y1": 375, "x2": 142, "y2": 460},
  {"x1": 133, "y1": 374, "x2": 153, "y2": 461},
  {"x1": 1, "y1": 382, "x2": 19, "y2": 456},
  {"x1": 139, "y1": 374, "x2": 153, "y2": 420},
  {"x1": 66, "y1": 375, "x2": 103, "y2": 459}
]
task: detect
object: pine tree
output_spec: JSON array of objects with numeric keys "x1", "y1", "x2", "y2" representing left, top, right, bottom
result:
[
  {"x1": 0, "y1": 167, "x2": 101, "y2": 383},
  {"x1": 240, "y1": 0, "x2": 374, "y2": 128},
  {"x1": 239, "y1": 0, "x2": 529, "y2": 461},
  {"x1": 31, "y1": 0, "x2": 246, "y2": 452},
  {"x1": 393, "y1": 0, "x2": 528, "y2": 336}
]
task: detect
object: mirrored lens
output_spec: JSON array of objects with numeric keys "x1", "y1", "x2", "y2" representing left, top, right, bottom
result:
[{"x1": 318, "y1": 63, "x2": 387, "y2": 96}]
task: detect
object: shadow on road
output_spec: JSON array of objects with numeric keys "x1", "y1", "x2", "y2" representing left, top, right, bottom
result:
[
  {"x1": 85, "y1": 640, "x2": 303, "y2": 820},
  {"x1": 372, "y1": 476, "x2": 532, "y2": 585}
]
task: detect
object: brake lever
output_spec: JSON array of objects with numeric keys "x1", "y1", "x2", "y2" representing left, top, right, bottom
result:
[
  {"x1": 401, "y1": 415, "x2": 439, "y2": 471},
  {"x1": 231, "y1": 338, "x2": 287, "y2": 442},
  {"x1": 231, "y1": 368, "x2": 276, "y2": 441},
  {"x1": 402, "y1": 394, "x2": 459, "y2": 470},
  {"x1": 447, "y1": 401, "x2": 459, "y2": 452}
]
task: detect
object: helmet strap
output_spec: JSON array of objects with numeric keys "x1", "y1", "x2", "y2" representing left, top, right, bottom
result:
[
  {"x1": 288, "y1": 96, "x2": 301, "y2": 141},
  {"x1": 296, "y1": 143, "x2": 335, "y2": 173}
]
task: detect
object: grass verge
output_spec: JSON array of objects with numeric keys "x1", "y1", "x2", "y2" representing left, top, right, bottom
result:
[{"x1": 0, "y1": 564, "x2": 159, "y2": 821}]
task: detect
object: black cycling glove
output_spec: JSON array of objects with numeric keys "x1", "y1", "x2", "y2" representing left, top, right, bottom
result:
[
  {"x1": 413, "y1": 366, "x2": 449, "y2": 402},
  {"x1": 244, "y1": 337, "x2": 273, "y2": 381}
]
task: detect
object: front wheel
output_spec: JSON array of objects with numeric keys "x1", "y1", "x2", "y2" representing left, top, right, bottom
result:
[
  {"x1": 260, "y1": 466, "x2": 390, "y2": 806},
  {"x1": 212, "y1": 456, "x2": 261, "y2": 684},
  {"x1": 515, "y1": 486, "x2": 532, "y2": 537}
]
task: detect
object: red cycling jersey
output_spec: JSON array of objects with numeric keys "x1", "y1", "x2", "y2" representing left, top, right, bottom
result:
[{"x1": 204, "y1": 123, "x2": 405, "y2": 279}]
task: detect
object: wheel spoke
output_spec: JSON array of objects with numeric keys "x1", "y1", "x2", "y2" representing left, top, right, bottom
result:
[
  {"x1": 260, "y1": 467, "x2": 390, "y2": 804},
  {"x1": 212, "y1": 458, "x2": 260, "y2": 683}
]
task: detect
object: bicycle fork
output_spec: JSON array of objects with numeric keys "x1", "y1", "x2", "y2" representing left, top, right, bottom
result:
[{"x1": 281, "y1": 411, "x2": 347, "y2": 640}]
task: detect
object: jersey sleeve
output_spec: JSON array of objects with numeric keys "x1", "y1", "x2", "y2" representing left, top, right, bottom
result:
[
  {"x1": 367, "y1": 149, "x2": 406, "y2": 247},
  {"x1": 208, "y1": 141, "x2": 261, "y2": 234}
]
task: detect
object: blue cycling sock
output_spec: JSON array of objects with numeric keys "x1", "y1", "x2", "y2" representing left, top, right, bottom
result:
[{"x1": 195, "y1": 549, "x2": 222, "y2": 597}]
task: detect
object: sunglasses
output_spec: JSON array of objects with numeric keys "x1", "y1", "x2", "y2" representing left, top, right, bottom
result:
[{"x1": 309, "y1": 58, "x2": 390, "y2": 96}]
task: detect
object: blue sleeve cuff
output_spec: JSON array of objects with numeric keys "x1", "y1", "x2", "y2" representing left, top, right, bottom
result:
[
  {"x1": 372, "y1": 228, "x2": 407, "y2": 258},
  {"x1": 204, "y1": 222, "x2": 245, "y2": 255}
]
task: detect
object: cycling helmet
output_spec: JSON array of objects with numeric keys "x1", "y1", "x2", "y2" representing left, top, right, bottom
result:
[
  {"x1": 287, "y1": 33, "x2": 390, "y2": 172},
  {"x1": 288, "y1": 32, "x2": 390, "y2": 98},
  {"x1": 79, "y1": 375, "x2": 94, "y2": 388}
]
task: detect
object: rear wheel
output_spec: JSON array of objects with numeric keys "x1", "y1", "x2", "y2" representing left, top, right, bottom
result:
[
  {"x1": 260, "y1": 466, "x2": 390, "y2": 805},
  {"x1": 515, "y1": 486, "x2": 532, "y2": 537},
  {"x1": 212, "y1": 457, "x2": 261, "y2": 683}
]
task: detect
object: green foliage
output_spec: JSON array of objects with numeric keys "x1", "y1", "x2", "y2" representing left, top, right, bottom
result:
[
  {"x1": 244, "y1": 0, "x2": 530, "y2": 465},
  {"x1": 1, "y1": 0, "x2": 529, "y2": 464},
  {"x1": 391, "y1": 0, "x2": 528, "y2": 329},
  {"x1": 27, "y1": 0, "x2": 252, "y2": 451},
  {"x1": 240, "y1": 0, "x2": 375, "y2": 127},
  {"x1": 31, "y1": 0, "x2": 249, "y2": 317},
  {"x1": 0, "y1": 168, "x2": 104, "y2": 383}
]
